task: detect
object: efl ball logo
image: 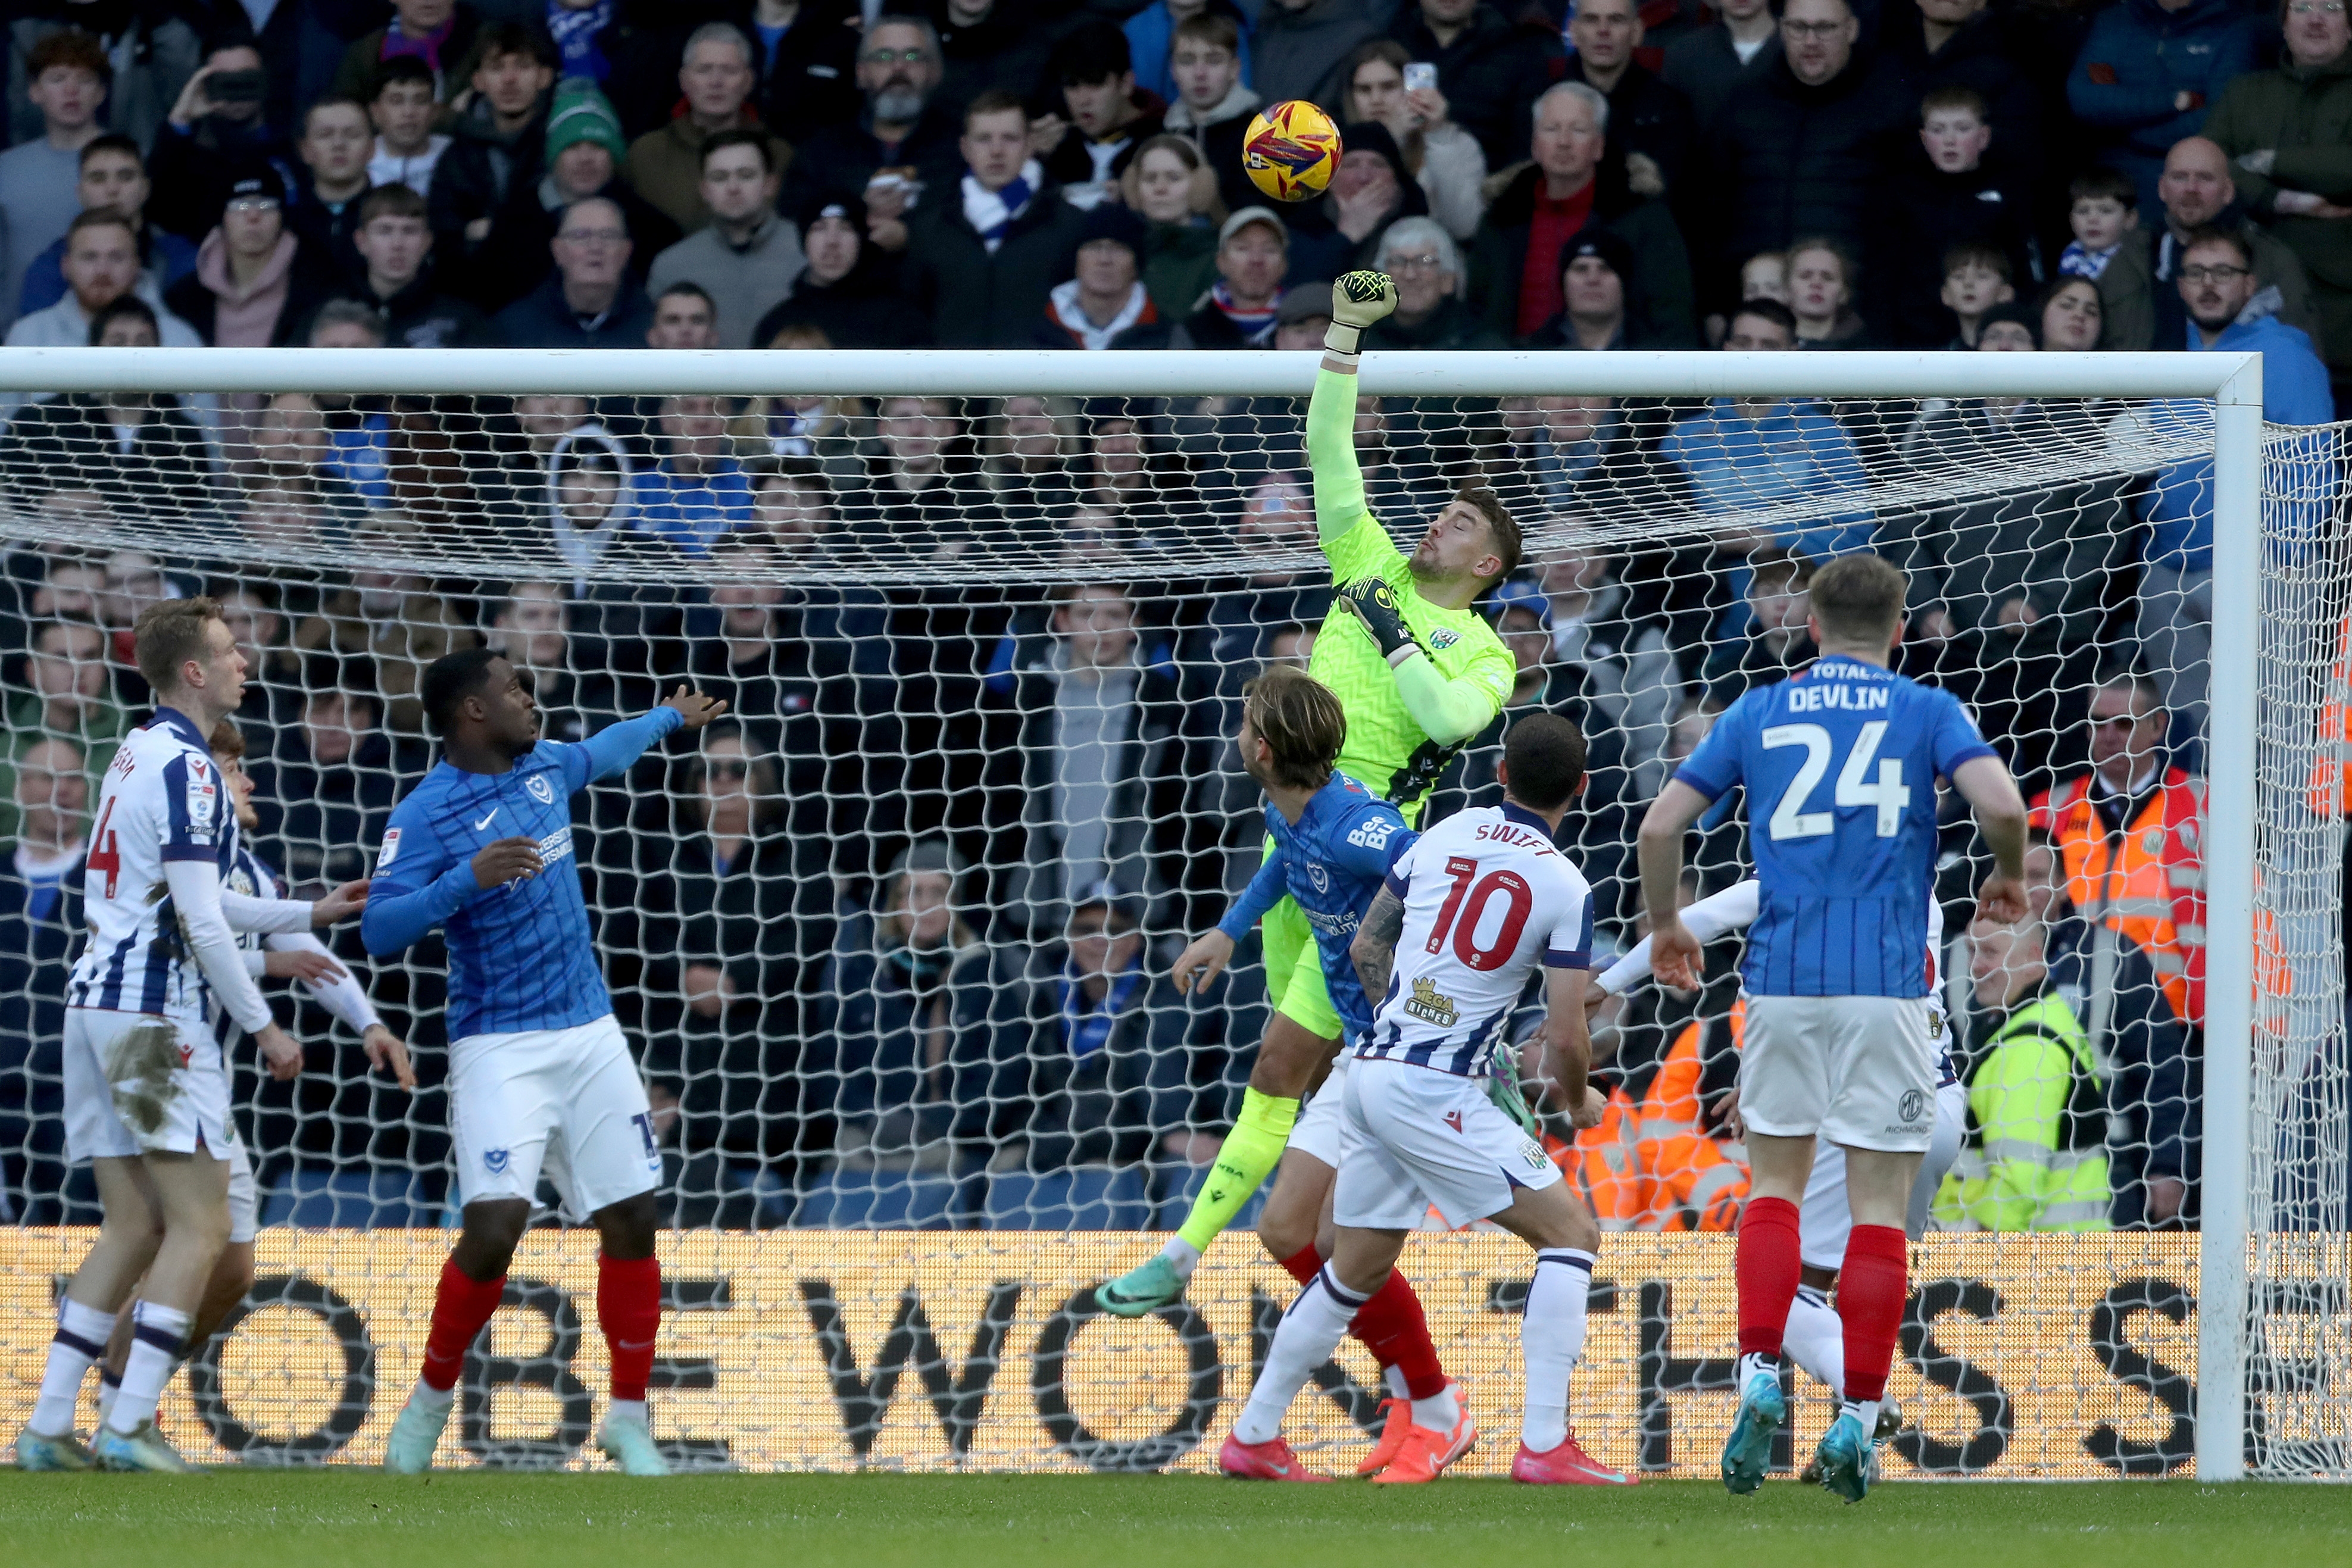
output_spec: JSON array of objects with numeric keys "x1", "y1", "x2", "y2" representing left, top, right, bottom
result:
[{"x1": 1244, "y1": 101, "x2": 1342, "y2": 203}]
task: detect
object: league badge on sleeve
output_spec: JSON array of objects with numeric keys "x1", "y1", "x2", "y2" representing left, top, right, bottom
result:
[{"x1": 377, "y1": 827, "x2": 402, "y2": 869}]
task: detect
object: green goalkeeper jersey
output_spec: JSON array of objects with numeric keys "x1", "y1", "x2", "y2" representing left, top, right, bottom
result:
[{"x1": 1304, "y1": 371, "x2": 1516, "y2": 822}]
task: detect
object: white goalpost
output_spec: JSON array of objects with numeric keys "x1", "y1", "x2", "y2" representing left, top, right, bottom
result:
[{"x1": 0, "y1": 345, "x2": 2321, "y2": 1480}]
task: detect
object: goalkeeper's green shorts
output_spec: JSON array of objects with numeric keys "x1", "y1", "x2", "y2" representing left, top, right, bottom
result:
[{"x1": 1263, "y1": 893, "x2": 1342, "y2": 1042}]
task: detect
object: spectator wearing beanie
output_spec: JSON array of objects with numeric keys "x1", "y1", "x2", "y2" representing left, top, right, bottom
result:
[
  {"x1": 165, "y1": 168, "x2": 328, "y2": 348},
  {"x1": 1971, "y1": 296, "x2": 2039, "y2": 350},
  {"x1": 1285, "y1": 119, "x2": 1428, "y2": 285},
  {"x1": 471, "y1": 76, "x2": 676, "y2": 310},
  {"x1": 1037, "y1": 202, "x2": 1171, "y2": 349},
  {"x1": 749, "y1": 189, "x2": 926, "y2": 349},
  {"x1": 646, "y1": 127, "x2": 805, "y2": 348},
  {"x1": 1514, "y1": 224, "x2": 1686, "y2": 349},
  {"x1": 624, "y1": 23, "x2": 792, "y2": 233}
]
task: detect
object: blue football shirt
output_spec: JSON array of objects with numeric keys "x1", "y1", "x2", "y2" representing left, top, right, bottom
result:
[
  {"x1": 363, "y1": 711, "x2": 679, "y2": 1039},
  {"x1": 1674, "y1": 655, "x2": 1996, "y2": 998},
  {"x1": 1219, "y1": 773, "x2": 1417, "y2": 1042}
]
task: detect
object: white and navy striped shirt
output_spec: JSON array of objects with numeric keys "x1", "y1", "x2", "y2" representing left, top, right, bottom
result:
[
  {"x1": 67, "y1": 707, "x2": 242, "y2": 1023},
  {"x1": 1355, "y1": 802, "x2": 1595, "y2": 1078}
]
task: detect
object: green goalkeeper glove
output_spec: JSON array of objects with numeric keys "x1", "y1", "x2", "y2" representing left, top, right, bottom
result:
[
  {"x1": 1336, "y1": 575, "x2": 1423, "y2": 668},
  {"x1": 1485, "y1": 1038, "x2": 1543, "y2": 1138},
  {"x1": 1326, "y1": 270, "x2": 1397, "y2": 354}
]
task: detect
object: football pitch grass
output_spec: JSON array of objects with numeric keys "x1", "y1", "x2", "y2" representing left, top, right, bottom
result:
[{"x1": 4, "y1": 1470, "x2": 2349, "y2": 1567}]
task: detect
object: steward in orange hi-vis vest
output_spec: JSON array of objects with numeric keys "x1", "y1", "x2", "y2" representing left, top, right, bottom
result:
[
  {"x1": 2029, "y1": 768, "x2": 2289, "y2": 1026},
  {"x1": 1546, "y1": 999, "x2": 1748, "y2": 1233}
]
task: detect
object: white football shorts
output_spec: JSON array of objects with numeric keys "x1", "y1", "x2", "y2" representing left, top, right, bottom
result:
[
  {"x1": 1739, "y1": 994, "x2": 1938, "y2": 1154},
  {"x1": 1800, "y1": 1079, "x2": 1967, "y2": 1268},
  {"x1": 224, "y1": 1134, "x2": 258, "y2": 1245},
  {"x1": 1284, "y1": 1050, "x2": 1350, "y2": 1169},
  {"x1": 448, "y1": 1014, "x2": 660, "y2": 1220},
  {"x1": 63, "y1": 1008, "x2": 233, "y2": 1163},
  {"x1": 1334, "y1": 1055, "x2": 1561, "y2": 1230}
]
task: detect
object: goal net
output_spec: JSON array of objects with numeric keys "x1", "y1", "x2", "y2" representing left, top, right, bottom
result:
[{"x1": 0, "y1": 347, "x2": 2339, "y2": 1481}]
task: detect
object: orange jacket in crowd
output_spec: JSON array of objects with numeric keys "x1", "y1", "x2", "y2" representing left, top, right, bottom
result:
[
  {"x1": 2309, "y1": 613, "x2": 2352, "y2": 819},
  {"x1": 1547, "y1": 998, "x2": 1749, "y2": 1233},
  {"x1": 2031, "y1": 767, "x2": 2289, "y2": 1026}
]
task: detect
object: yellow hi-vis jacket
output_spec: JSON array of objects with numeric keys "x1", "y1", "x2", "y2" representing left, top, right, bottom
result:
[{"x1": 1935, "y1": 988, "x2": 2111, "y2": 1232}]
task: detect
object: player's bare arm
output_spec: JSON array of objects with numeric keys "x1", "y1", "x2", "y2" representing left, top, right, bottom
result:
[
  {"x1": 1542, "y1": 966, "x2": 1608, "y2": 1130},
  {"x1": 1170, "y1": 929, "x2": 1235, "y2": 994},
  {"x1": 1952, "y1": 754, "x2": 2031, "y2": 923},
  {"x1": 660, "y1": 685, "x2": 730, "y2": 729},
  {"x1": 1349, "y1": 884, "x2": 1407, "y2": 1000},
  {"x1": 1636, "y1": 778, "x2": 1716, "y2": 990},
  {"x1": 309, "y1": 877, "x2": 372, "y2": 926},
  {"x1": 364, "y1": 1023, "x2": 416, "y2": 1091}
]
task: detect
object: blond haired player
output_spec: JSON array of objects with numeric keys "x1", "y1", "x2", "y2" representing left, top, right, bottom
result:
[{"x1": 1224, "y1": 712, "x2": 1628, "y2": 1485}]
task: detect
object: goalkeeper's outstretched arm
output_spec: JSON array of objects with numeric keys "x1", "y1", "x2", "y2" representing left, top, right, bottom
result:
[
  {"x1": 1309, "y1": 271, "x2": 1396, "y2": 545},
  {"x1": 1311, "y1": 270, "x2": 1501, "y2": 749}
]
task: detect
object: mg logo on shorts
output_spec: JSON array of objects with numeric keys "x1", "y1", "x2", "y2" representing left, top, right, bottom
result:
[
  {"x1": 483, "y1": 1148, "x2": 509, "y2": 1173},
  {"x1": 527, "y1": 774, "x2": 556, "y2": 805},
  {"x1": 1898, "y1": 1089, "x2": 1926, "y2": 1123}
]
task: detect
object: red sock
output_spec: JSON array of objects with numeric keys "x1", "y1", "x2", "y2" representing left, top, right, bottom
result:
[
  {"x1": 1352, "y1": 1272, "x2": 1447, "y2": 1400},
  {"x1": 1837, "y1": 1225, "x2": 1908, "y2": 1403},
  {"x1": 1277, "y1": 1243, "x2": 1447, "y2": 1400},
  {"x1": 597, "y1": 1253, "x2": 662, "y2": 1403},
  {"x1": 420, "y1": 1257, "x2": 507, "y2": 1392},
  {"x1": 1735, "y1": 1195, "x2": 1803, "y2": 1360}
]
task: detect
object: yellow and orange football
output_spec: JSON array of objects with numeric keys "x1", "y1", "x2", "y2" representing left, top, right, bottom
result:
[{"x1": 1242, "y1": 100, "x2": 1342, "y2": 202}]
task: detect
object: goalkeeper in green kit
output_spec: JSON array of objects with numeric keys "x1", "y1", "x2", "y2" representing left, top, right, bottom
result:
[{"x1": 1098, "y1": 270, "x2": 1522, "y2": 1329}]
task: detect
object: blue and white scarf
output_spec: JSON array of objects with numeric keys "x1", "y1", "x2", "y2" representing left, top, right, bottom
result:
[
  {"x1": 963, "y1": 160, "x2": 1042, "y2": 252},
  {"x1": 546, "y1": 0, "x2": 616, "y2": 82},
  {"x1": 1058, "y1": 957, "x2": 1145, "y2": 1060},
  {"x1": 2059, "y1": 239, "x2": 2119, "y2": 280}
]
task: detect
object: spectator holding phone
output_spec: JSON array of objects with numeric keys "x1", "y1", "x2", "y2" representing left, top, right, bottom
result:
[{"x1": 148, "y1": 41, "x2": 291, "y2": 245}]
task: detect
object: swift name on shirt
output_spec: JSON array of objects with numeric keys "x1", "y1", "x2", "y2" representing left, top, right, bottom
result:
[
  {"x1": 1470, "y1": 821, "x2": 1554, "y2": 854},
  {"x1": 1785, "y1": 682, "x2": 1891, "y2": 713}
]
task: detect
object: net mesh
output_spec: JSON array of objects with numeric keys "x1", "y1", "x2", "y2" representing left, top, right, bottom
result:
[{"x1": 0, "y1": 363, "x2": 2339, "y2": 1478}]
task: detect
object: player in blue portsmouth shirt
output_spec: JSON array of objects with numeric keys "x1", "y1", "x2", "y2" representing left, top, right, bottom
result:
[
  {"x1": 366, "y1": 647, "x2": 726, "y2": 1479},
  {"x1": 1637, "y1": 554, "x2": 2029, "y2": 1504},
  {"x1": 1126, "y1": 666, "x2": 1466, "y2": 1483}
]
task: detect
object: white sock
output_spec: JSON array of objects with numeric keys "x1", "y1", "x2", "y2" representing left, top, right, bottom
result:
[
  {"x1": 1839, "y1": 1395, "x2": 1882, "y2": 1433},
  {"x1": 1783, "y1": 1285, "x2": 1847, "y2": 1398},
  {"x1": 1160, "y1": 1237, "x2": 1204, "y2": 1279},
  {"x1": 410, "y1": 1378, "x2": 457, "y2": 1413},
  {"x1": 608, "y1": 1398, "x2": 648, "y2": 1426},
  {"x1": 1232, "y1": 1267, "x2": 1362, "y2": 1445},
  {"x1": 1520, "y1": 1248, "x2": 1595, "y2": 1451},
  {"x1": 1736, "y1": 1350, "x2": 1781, "y2": 1391},
  {"x1": 105, "y1": 1300, "x2": 192, "y2": 1435},
  {"x1": 97, "y1": 1367, "x2": 121, "y2": 1424},
  {"x1": 1410, "y1": 1383, "x2": 1459, "y2": 1432},
  {"x1": 1384, "y1": 1364, "x2": 1410, "y2": 1400},
  {"x1": 29, "y1": 1299, "x2": 115, "y2": 1435}
]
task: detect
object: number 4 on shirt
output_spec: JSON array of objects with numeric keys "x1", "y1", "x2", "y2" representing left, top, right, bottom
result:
[{"x1": 1761, "y1": 719, "x2": 1911, "y2": 841}]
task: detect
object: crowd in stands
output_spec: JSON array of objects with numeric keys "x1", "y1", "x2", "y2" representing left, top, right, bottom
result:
[{"x1": 0, "y1": 0, "x2": 2336, "y2": 1232}]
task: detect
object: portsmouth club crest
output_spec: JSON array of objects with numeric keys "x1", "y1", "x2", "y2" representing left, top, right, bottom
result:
[
  {"x1": 527, "y1": 773, "x2": 556, "y2": 805},
  {"x1": 483, "y1": 1148, "x2": 510, "y2": 1174}
]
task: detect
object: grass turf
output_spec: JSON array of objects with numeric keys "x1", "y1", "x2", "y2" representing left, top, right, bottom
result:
[{"x1": 2, "y1": 1471, "x2": 2348, "y2": 1567}]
